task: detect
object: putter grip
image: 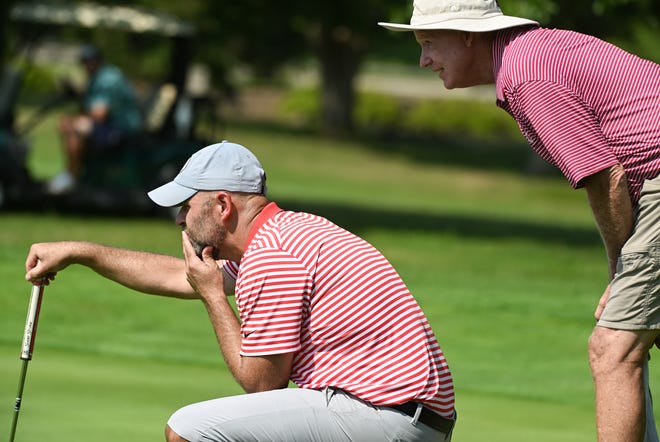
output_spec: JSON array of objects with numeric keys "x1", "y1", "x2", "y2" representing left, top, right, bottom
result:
[{"x1": 20, "y1": 284, "x2": 45, "y2": 361}]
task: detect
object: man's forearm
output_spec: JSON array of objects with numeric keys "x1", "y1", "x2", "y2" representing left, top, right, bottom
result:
[
  {"x1": 201, "y1": 291, "x2": 245, "y2": 384},
  {"x1": 583, "y1": 164, "x2": 634, "y2": 279},
  {"x1": 70, "y1": 242, "x2": 197, "y2": 298},
  {"x1": 202, "y1": 293, "x2": 292, "y2": 393}
]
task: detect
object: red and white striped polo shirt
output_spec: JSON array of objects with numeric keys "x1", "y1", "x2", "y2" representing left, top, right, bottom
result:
[
  {"x1": 222, "y1": 202, "x2": 455, "y2": 418},
  {"x1": 493, "y1": 26, "x2": 660, "y2": 206}
]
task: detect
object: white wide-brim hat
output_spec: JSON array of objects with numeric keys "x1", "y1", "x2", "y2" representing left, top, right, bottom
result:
[{"x1": 378, "y1": 0, "x2": 538, "y2": 32}]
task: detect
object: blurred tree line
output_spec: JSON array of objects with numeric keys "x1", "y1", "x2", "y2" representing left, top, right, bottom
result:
[{"x1": 1, "y1": 0, "x2": 658, "y2": 135}]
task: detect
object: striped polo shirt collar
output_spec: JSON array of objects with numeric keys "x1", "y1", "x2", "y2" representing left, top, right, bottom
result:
[
  {"x1": 245, "y1": 201, "x2": 283, "y2": 248},
  {"x1": 492, "y1": 26, "x2": 538, "y2": 102}
]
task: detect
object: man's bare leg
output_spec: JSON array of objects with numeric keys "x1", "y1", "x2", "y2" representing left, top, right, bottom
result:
[
  {"x1": 589, "y1": 327, "x2": 657, "y2": 442},
  {"x1": 66, "y1": 115, "x2": 93, "y2": 175},
  {"x1": 50, "y1": 115, "x2": 91, "y2": 193}
]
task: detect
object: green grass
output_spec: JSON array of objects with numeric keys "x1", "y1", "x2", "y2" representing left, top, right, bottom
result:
[{"x1": 2, "y1": 117, "x2": 658, "y2": 441}]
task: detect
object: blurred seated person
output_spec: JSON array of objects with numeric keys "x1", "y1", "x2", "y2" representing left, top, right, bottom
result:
[{"x1": 48, "y1": 44, "x2": 142, "y2": 194}]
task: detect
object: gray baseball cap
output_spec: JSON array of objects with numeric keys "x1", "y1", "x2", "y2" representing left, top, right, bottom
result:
[{"x1": 147, "y1": 141, "x2": 267, "y2": 207}]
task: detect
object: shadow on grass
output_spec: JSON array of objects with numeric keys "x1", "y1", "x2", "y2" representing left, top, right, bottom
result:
[
  {"x1": 360, "y1": 133, "x2": 556, "y2": 176},
  {"x1": 279, "y1": 197, "x2": 601, "y2": 248},
  {"x1": 2, "y1": 195, "x2": 600, "y2": 248},
  {"x1": 226, "y1": 119, "x2": 560, "y2": 176}
]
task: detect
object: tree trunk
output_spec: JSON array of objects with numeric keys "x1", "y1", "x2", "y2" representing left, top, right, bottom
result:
[{"x1": 317, "y1": 25, "x2": 366, "y2": 136}]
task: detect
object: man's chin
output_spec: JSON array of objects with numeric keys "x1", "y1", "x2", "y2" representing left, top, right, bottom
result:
[
  {"x1": 442, "y1": 78, "x2": 461, "y2": 89},
  {"x1": 189, "y1": 240, "x2": 205, "y2": 260},
  {"x1": 193, "y1": 245, "x2": 220, "y2": 261},
  {"x1": 440, "y1": 78, "x2": 454, "y2": 89}
]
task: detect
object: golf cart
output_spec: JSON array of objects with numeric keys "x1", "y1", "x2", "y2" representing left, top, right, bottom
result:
[{"x1": 1, "y1": 2, "x2": 219, "y2": 215}]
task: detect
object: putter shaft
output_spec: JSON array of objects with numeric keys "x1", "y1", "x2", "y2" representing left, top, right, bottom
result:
[
  {"x1": 9, "y1": 361, "x2": 29, "y2": 442},
  {"x1": 9, "y1": 283, "x2": 45, "y2": 442}
]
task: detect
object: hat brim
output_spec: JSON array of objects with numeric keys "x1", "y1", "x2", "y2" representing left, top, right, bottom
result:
[
  {"x1": 378, "y1": 15, "x2": 538, "y2": 32},
  {"x1": 147, "y1": 181, "x2": 198, "y2": 208}
]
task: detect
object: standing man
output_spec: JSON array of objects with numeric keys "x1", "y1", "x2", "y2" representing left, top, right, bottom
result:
[
  {"x1": 26, "y1": 141, "x2": 456, "y2": 441},
  {"x1": 48, "y1": 44, "x2": 142, "y2": 194},
  {"x1": 378, "y1": 1, "x2": 660, "y2": 441}
]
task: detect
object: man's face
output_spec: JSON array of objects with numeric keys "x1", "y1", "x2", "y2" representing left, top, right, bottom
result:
[
  {"x1": 176, "y1": 192, "x2": 225, "y2": 260},
  {"x1": 81, "y1": 58, "x2": 101, "y2": 76},
  {"x1": 414, "y1": 29, "x2": 475, "y2": 89}
]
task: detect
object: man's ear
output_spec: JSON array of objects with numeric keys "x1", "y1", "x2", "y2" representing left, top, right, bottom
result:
[{"x1": 214, "y1": 191, "x2": 233, "y2": 219}]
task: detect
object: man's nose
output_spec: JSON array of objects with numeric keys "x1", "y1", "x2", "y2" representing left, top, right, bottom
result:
[
  {"x1": 419, "y1": 52, "x2": 431, "y2": 68},
  {"x1": 175, "y1": 210, "x2": 185, "y2": 227}
]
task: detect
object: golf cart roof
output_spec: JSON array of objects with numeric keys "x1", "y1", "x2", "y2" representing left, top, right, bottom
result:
[{"x1": 10, "y1": 2, "x2": 195, "y2": 38}]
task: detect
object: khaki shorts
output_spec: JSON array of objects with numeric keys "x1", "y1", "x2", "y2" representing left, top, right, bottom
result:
[{"x1": 599, "y1": 174, "x2": 660, "y2": 330}]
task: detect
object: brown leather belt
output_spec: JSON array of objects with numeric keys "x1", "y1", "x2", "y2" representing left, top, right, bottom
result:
[{"x1": 390, "y1": 402, "x2": 455, "y2": 434}]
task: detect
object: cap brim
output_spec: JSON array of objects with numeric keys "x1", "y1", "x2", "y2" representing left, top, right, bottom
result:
[
  {"x1": 147, "y1": 181, "x2": 198, "y2": 208},
  {"x1": 378, "y1": 16, "x2": 538, "y2": 32}
]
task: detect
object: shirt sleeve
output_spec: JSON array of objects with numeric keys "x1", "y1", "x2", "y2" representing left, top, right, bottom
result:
[
  {"x1": 508, "y1": 80, "x2": 619, "y2": 188},
  {"x1": 235, "y1": 249, "x2": 311, "y2": 357},
  {"x1": 88, "y1": 67, "x2": 128, "y2": 109}
]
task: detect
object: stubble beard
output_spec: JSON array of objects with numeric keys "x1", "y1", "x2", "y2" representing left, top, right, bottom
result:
[
  {"x1": 187, "y1": 225, "x2": 225, "y2": 261},
  {"x1": 185, "y1": 196, "x2": 226, "y2": 261}
]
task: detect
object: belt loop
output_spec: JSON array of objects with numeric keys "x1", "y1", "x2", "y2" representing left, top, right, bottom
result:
[{"x1": 411, "y1": 403, "x2": 423, "y2": 425}]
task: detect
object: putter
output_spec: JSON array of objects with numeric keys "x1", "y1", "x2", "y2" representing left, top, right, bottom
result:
[{"x1": 9, "y1": 282, "x2": 45, "y2": 442}]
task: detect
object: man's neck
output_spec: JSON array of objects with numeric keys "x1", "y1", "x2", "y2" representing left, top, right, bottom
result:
[{"x1": 231, "y1": 195, "x2": 271, "y2": 262}]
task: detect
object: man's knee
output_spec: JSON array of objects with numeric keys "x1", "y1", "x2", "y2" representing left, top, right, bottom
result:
[
  {"x1": 589, "y1": 327, "x2": 650, "y2": 376},
  {"x1": 165, "y1": 424, "x2": 188, "y2": 442},
  {"x1": 589, "y1": 327, "x2": 610, "y2": 368}
]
